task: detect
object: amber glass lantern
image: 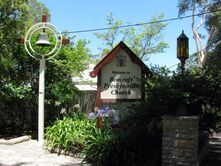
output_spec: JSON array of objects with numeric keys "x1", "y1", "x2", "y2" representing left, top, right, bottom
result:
[{"x1": 177, "y1": 30, "x2": 189, "y2": 61}]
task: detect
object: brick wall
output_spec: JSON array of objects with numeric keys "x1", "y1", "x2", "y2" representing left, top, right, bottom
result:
[{"x1": 162, "y1": 116, "x2": 199, "y2": 166}]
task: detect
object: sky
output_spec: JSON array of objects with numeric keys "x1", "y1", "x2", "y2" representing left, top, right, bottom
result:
[{"x1": 37, "y1": 0, "x2": 204, "y2": 69}]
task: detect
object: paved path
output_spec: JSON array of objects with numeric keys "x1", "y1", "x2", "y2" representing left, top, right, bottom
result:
[{"x1": 0, "y1": 140, "x2": 83, "y2": 166}]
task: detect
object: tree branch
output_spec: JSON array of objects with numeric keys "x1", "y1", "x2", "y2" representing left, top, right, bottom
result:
[
  {"x1": 196, "y1": 17, "x2": 203, "y2": 31},
  {"x1": 201, "y1": 26, "x2": 216, "y2": 67},
  {"x1": 192, "y1": 5, "x2": 202, "y2": 66}
]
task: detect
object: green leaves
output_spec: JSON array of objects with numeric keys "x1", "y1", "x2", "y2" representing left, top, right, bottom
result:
[
  {"x1": 45, "y1": 114, "x2": 96, "y2": 154},
  {"x1": 94, "y1": 12, "x2": 168, "y2": 61},
  {"x1": 82, "y1": 126, "x2": 115, "y2": 165},
  {"x1": 95, "y1": 12, "x2": 123, "y2": 50},
  {"x1": 52, "y1": 39, "x2": 90, "y2": 76},
  {"x1": 0, "y1": 0, "x2": 92, "y2": 134},
  {"x1": 3, "y1": 83, "x2": 31, "y2": 99}
]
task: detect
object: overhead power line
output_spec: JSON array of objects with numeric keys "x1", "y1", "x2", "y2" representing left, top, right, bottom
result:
[
  {"x1": 63, "y1": 9, "x2": 221, "y2": 34},
  {"x1": 59, "y1": 9, "x2": 221, "y2": 70},
  {"x1": 168, "y1": 44, "x2": 214, "y2": 69}
]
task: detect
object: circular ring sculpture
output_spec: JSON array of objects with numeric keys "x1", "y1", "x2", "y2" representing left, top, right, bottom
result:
[{"x1": 24, "y1": 22, "x2": 62, "y2": 60}]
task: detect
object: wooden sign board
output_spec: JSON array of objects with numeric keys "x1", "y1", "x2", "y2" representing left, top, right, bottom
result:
[
  {"x1": 90, "y1": 41, "x2": 150, "y2": 107},
  {"x1": 100, "y1": 51, "x2": 141, "y2": 99}
]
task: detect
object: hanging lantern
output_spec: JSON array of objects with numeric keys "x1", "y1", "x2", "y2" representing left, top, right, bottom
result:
[{"x1": 177, "y1": 30, "x2": 189, "y2": 61}]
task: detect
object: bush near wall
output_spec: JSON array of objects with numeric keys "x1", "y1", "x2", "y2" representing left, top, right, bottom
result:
[
  {"x1": 82, "y1": 105, "x2": 162, "y2": 166},
  {"x1": 45, "y1": 113, "x2": 96, "y2": 154},
  {"x1": 45, "y1": 107, "x2": 162, "y2": 166}
]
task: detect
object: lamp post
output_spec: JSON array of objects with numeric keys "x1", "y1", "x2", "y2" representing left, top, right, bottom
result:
[
  {"x1": 176, "y1": 30, "x2": 189, "y2": 115},
  {"x1": 24, "y1": 15, "x2": 69, "y2": 145}
]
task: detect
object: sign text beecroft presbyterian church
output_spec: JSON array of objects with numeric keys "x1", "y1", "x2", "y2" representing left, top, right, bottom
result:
[
  {"x1": 100, "y1": 52, "x2": 142, "y2": 99},
  {"x1": 103, "y1": 71, "x2": 141, "y2": 96}
]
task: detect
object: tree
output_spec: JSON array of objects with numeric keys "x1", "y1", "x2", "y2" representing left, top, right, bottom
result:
[
  {"x1": 0, "y1": 0, "x2": 91, "y2": 135},
  {"x1": 0, "y1": 0, "x2": 50, "y2": 134},
  {"x1": 178, "y1": 0, "x2": 221, "y2": 74},
  {"x1": 94, "y1": 13, "x2": 168, "y2": 61}
]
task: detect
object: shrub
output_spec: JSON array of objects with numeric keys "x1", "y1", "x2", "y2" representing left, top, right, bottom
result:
[
  {"x1": 83, "y1": 127, "x2": 115, "y2": 165},
  {"x1": 45, "y1": 113, "x2": 95, "y2": 154},
  {"x1": 45, "y1": 106, "x2": 162, "y2": 165},
  {"x1": 83, "y1": 105, "x2": 162, "y2": 166}
]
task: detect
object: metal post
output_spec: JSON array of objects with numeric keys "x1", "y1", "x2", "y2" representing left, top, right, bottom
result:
[
  {"x1": 38, "y1": 57, "x2": 45, "y2": 144},
  {"x1": 24, "y1": 16, "x2": 65, "y2": 146},
  {"x1": 181, "y1": 60, "x2": 185, "y2": 90}
]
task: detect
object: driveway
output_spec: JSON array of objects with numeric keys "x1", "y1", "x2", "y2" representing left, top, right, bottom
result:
[{"x1": 0, "y1": 139, "x2": 84, "y2": 166}]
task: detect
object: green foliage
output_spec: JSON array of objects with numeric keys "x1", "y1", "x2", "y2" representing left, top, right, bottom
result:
[
  {"x1": 178, "y1": 0, "x2": 221, "y2": 35},
  {"x1": 178, "y1": 0, "x2": 221, "y2": 72},
  {"x1": 145, "y1": 64, "x2": 221, "y2": 132},
  {"x1": 124, "y1": 14, "x2": 168, "y2": 60},
  {"x1": 0, "y1": 0, "x2": 92, "y2": 134},
  {"x1": 45, "y1": 108, "x2": 162, "y2": 165},
  {"x1": 83, "y1": 106, "x2": 162, "y2": 166},
  {"x1": 1, "y1": 82, "x2": 31, "y2": 100},
  {"x1": 95, "y1": 12, "x2": 123, "y2": 50},
  {"x1": 43, "y1": 39, "x2": 91, "y2": 125},
  {"x1": 45, "y1": 113, "x2": 96, "y2": 154},
  {"x1": 52, "y1": 39, "x2": 90, "y2": 75},
  {"x1": 177, "y1": 0, "x2": 221, "y2": 132},
  {"x1": 0, "y1": 0, "x2": 49, "y2": 134},
  {"x1": 94, "y1": 12, "x2": 168, "y2": 61},
  {"x1": 201, "y1": 50, "x2": 221, "y2": 132},
  {"x1": 83, "y1": 128, "x2": 114, "y2": 165}
]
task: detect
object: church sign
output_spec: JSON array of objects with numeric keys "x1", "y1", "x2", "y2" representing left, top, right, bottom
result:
[
  {"x1": 90, "y1": 41, "x2": 150, "y2": 107},
  {"x1": 100, "y1": 53, "x2": 141, "y2": 99}
]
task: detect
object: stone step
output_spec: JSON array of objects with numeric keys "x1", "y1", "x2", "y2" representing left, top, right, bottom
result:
[
  {"x1": 200, "y1": 135, "x2": 221, "y2": 166},
  {"x1": 208, "y1": 142, "x2": 221, "y2": 146},
  {"x1": 209, "y1": 137, "x2": 221, "y2": 142},
  {"x1": 201, "y1": 153, "x2": 221, "y2": 166},
  {"x1": 206, "y1": 153, "x2": 221, "y2": 159},
  {"x1": 209, "y1": 141, "x2": 221, "y2": 145},
  {"x1": 200, "y1": 160, "x2": 221, "y2": 166},
  {"x1": 207, "y1": 147, "x2": 221, "y2": 153}
]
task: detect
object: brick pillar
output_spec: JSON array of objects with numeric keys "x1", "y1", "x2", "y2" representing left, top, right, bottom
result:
[{"x1": 162, "y1": 116, "x2": 199, "y2": 166}]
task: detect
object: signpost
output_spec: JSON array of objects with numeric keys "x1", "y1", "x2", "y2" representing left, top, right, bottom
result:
[{"x1": 90, "y1": 41, "x2": 150, "y2": 107}]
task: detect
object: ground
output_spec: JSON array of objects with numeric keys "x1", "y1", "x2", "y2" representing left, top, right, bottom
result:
[{"x1": 0, "y1": 139, "x2": 85, "y2": 166}]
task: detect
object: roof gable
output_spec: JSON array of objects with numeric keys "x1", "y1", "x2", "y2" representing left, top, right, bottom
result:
[{"x1": 90, "y1": 41, "x2": 150, "y2": 78}]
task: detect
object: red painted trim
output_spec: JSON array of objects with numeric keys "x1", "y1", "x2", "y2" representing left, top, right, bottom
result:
[
  {"x1": 62, "y1": 38, "x2": 70, "y2": 45},
  {"x1": 97, "y1": 114, "x2": 102, "y2": 128},
  {"x1": 18, "y1": 37, "x2": 24, "y2": 45},
  {"x1": 42, "y1": 15, "x2": 47, "y2": 23},
  {"x1": 95, "y1": 71, "x2": 102, "y2": 107}
]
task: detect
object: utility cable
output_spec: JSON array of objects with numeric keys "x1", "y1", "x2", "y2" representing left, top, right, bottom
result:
[
  {"x1": 168, "y1": 44, "x2": 215, "y2": 69},
  {"x1": 59, "y1": 8, "x2": 221, "y2": 69},
  {"x1": 62, "y1": 9, "x2": 221, "y2": 34}
]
